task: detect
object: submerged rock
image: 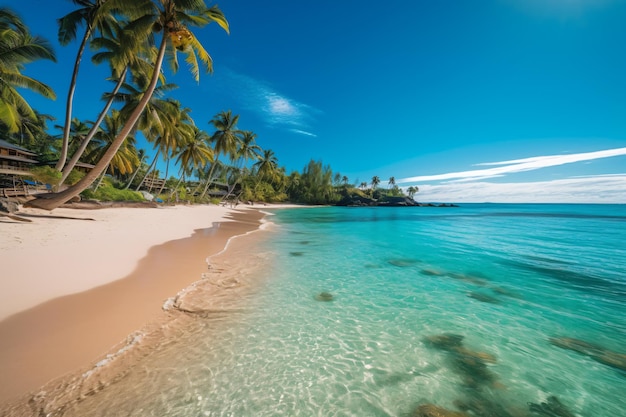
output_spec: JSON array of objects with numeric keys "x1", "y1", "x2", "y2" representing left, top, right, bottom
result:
[
  {"x1": 388, "y1": 258, "x2": 419, "y2": 267},
  {"x1": 467, "y1": 291, "x2": 501, "y2": 304},
  {"x1": 423, "y1": 333, "x2": 499, "y2": 389},
  {"x1": 448, "y1": 273, "x2": 489, "y2": 286},
  {"x1": 315, "y1": 292, "x2": 334, "y2": 302},
  {"x1": 289, "y1": 251, "x2": 305, "y2": 257},
  {"x1": 491, "y1": 286, "x2": 521, "y2": 298},
  {"x1": 423, "y1": 334, "x2": 465, "y2": 350},
  {"x1": 549, "y1": 336, "x2": 626, "y2": 372},
  {"x1": 421, "y1": 269, "x2": 446, "y2": 276},
  {"x1": 528, "y1": 396, "x2": 576, "y2": 417}
]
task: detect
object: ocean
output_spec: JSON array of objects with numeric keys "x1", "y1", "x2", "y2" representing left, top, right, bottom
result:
[{"x1": 68, "y1": 204, "x2": 625, "y2": 416}]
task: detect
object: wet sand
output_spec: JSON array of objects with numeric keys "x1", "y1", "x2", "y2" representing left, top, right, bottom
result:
[{"x1": 0, "y1": 206, "x2": 269, "y2": 413}]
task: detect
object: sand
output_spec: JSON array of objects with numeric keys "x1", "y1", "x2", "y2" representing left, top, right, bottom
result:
[{"x1": 0, "y1": 204, "x2": 271, "y2": 409}]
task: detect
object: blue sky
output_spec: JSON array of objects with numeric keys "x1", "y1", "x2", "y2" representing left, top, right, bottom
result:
[{"x1": 7, "y1": 0, "x2": 626, "y2": 203}]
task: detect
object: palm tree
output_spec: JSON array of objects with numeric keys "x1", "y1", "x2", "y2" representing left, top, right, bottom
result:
[
  {"x1": 55, "y1": 0, "x2": 124, "y2": 170},
  {"x1": 6, "y1": 110, "x2": 55, "y2": 149},
  {"x1": 120, "y1": 92, "x2": 181, "y2": 191},
  {"x1": 371, "y1": 176, "x2": 380, "y2": 190},
  {"x1": 222, "y1": 130, "x2": 260, "y2": 201},
  {"x1": 388, "y1": 176, "x2": 395, "y2": 189},
  {"x1": 29, "y1": 1, "x2": 229, "y2": 210},
  {"x1": 82, "y1": 109, "x2": 139, "y2": 189},
  {"x1": 0, "y1": 7, "x2": 56, "y2": 133},
  {"x1": 169, "y1": 125, "x2": 213, "y2": 198},
  {"x1": 407, "y1": 186, "x2": 419, "y2": 199},
  {"x1": 342, "y1": 176, "x2": 349, "y2": 186},
  {"x1": 153, "y1": 102, "x2": 195, "y2": 196},
  {"x1": 359, "y1": 181, "x2": 368, "y2": 190},
  {"x1": 200, "y1": 110, "x2": 241, "y2": 198},
  {"x1": 254, "y1": 149, "x2": 279, "y2": 187},
  {"x1": 236, "y1": 130, "x2": 261, "y2": 171},
  {"x1": 124, "y1": 148, "x2": 148, "y2": 189},
  {"x1": 60, "y1": 19, "x2": 154, "y2": 183}
]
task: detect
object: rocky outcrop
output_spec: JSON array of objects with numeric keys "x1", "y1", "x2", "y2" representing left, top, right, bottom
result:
[
  {"x1": 336, "y1": 194, "x2": 458, "y2": 207},
  {"x1": 0, "y1": 197, "x2": 19, "y2": 213}
]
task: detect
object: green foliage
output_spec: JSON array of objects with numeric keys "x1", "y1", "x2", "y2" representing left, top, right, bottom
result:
[
  {"x1": 81, "y1": 182, "x2": 144, "y2": 202},
  {"x1": 287, "y1": 159, "x2": 338, "y2": 205},
  {"x1": 30, "y1": 165, "x2": 61, "y2": 188},
  {"x1": 64, "y1": 169, "x2": 84, "y2": 186}
]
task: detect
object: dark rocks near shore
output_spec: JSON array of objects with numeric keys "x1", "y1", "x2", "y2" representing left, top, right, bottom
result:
[
  {"x1": 423, "y1": 333, "x2": 499, "y2": 390},
  {"x1": 528, "y1": 396, "x2": 577, "y2": 417},
  {"x1": 314, "y1": 292, "x2": 334, "y2": 302},
  {"x1": 335, "y1": 194, "x2": 459, "y2": 208},
  {"x1": 549, "y1": 336, "x2": 626, "y2": 372},
  {"x1": 419, "y1": 333, "x2": 581, "y2": 417},
  {"x1": 467, "y1": 291, "x2": 501, "y2": 304}
]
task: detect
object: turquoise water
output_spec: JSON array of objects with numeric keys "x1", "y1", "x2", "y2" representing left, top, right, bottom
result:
[{"x1": 73, "y1": 204, "x2": 626, "y2": 416}]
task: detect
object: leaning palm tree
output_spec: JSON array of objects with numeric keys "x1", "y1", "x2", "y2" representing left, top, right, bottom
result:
[
  {"x1": 29, "y1": 0, "x2": 229, "y2": 210},
  {"x1": 55, "y1": 0, "x2": 124, "y2": 170},
  {"x1": 407, "y1": 186, "x2": 419, "y2": 199},
  {"x1": 60, "y1": 19, "x2": 156, "y2": 183},
  {"x1": 0, "y1": 7, "x2": 56, "y2": 133}
]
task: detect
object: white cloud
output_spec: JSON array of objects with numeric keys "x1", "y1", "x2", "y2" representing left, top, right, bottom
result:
[
  {"x1": 289, "y1": 128, "x2": 317, "y2": 137},
  {"x1": 222, "y1": 69, "x2": 318, "y2": 137},
  {"x1": 398, "y1": 147, "x2": 626, "y2": 184},
  {"x1": 413, "y1": 174, "x2": 626, "y2": 204}
]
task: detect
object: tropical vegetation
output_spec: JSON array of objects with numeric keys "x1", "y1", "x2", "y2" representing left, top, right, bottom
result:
[{"x1": 0, "y1": 2, "x2": 419, "y2": 208}]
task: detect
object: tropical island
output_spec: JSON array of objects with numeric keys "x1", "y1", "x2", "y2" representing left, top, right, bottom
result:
[{"x1": 0, "y1": 3, "x2": 451, "y2": 216}]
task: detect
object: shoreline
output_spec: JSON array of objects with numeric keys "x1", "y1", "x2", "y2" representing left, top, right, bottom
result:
[{"x1": 0, "y1": 204, "x2": 271, "y2": 410}]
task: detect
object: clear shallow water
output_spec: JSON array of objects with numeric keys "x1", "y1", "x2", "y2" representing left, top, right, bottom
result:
[{"x1": 71, "y1": 204, "x2": 626, "y2": 417}]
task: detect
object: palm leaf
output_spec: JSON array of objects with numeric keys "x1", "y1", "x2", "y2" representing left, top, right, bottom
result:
[
  {"x1": 2, "y1": 71, "x2": 56, "y2": 99},
  {"x1": 203, "y1": 5, "x2": 229, "y2": 34}
]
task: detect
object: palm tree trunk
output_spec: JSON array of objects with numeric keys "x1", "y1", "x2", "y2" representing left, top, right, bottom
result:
[
  {"x1": 156, "y1": 158, "x2": 169, "y2": 196},
  {"x1": 191, "y1": 169, "x2": 206, "y2": 195},
  {"x1": 61, "y1": 67, "x2": 128, "y2": 183},
  {"x1": 136, "y1": 150, "x2": 160, "y2": 191},
  {"x1": 169, "y1": 170, "x2": 186, "y2": 199},
  {"x1": 28, "y1": 33, "x2": 169, "y2": 210},
  {"x1": 55, "y1": 25, "x2": 93, "y2": 171},
  {"x1": 124, "y1": 158, "x2": 145, "y2": 190},
  {"x1": 199, "y1": 161, "x2": 218, "y2": 199},
  {"x1": 93, "y1": 164, "x2": 109, "y2": 191}
]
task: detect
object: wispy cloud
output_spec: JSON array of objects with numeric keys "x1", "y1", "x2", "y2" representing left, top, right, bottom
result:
[
  {"x1": 398, "y1": 147, "x2": 626, "y2": 184},
  {"x1": 221, "y1": 69, "x2": 318, "y2": 137},
  {"x1": 414, "y1": 174, "x2": 626, "y2": 204}
]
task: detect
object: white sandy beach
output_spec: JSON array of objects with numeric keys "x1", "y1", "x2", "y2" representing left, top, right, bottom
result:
[
  {"x1": 0, "y1": 204, "x2": 235, "y2": 321},
  {"x1": 0, "y1": 203, "x2": 270, "y2": 407}
]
